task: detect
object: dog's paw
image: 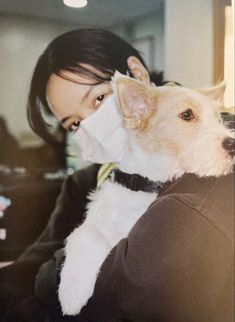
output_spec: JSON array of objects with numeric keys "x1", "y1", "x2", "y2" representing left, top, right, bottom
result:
[
  {"x1": 58, "y1": 265, "x2": 95, "y2": 315},
  {"x1": 58, "y1": 224, "x2": 109, "y2": 315}
]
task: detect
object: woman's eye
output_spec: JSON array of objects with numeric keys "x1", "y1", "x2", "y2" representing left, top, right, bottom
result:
[
  {"x1": 95, "y1": 94, "x2": 105, "y2": 108},
  {"x1": 69, "y1": 120, "x2": 80, "y2": 132},
  {"x1": 179, "y1": 109, "x2": 194, "y2": 121},
  {"x1": 97, "y1": 94, "x2": 104, "y2": 102}
]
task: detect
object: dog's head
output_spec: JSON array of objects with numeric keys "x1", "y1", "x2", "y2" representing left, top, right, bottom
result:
[{"x1": 112, "y1": 72, "x2": 234, "y2": 178}]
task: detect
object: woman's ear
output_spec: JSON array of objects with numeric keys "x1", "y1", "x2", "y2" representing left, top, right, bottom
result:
[{"x1": 127, "y1": 56, "x2": 150, "y2": 84}]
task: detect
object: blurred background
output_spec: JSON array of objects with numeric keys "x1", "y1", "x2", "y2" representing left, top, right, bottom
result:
[{"x1": 0, "y1": 0, "x2": 234, "y2": 261}]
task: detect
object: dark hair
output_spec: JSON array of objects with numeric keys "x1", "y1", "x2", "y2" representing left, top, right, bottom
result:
[{"x1": 27, "y1": 28, "x2": 163, "y2": 148}]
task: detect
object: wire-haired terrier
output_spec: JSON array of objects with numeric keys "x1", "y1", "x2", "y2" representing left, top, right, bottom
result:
[{"x1": 59, "y1": 72, "x2": 234, "y2": 315}]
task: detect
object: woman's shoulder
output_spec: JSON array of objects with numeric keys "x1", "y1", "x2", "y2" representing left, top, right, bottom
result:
[
  {"x1": 57, "y1": 164, "x2": 101, "y2": 209},
  {"x1": 71, "y1": 164, "x2": 100, "y2": 186},
  {"x1": 146, "y1": 171, "x2": 234, "y2": 243}
]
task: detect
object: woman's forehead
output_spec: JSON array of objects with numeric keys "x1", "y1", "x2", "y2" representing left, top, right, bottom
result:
[
  {"x1": 46, "y1": 74, "x2": 85, "y2": 115},
  {"x1": 53, "y1": 69, "x2": 98, "y2": 85}
]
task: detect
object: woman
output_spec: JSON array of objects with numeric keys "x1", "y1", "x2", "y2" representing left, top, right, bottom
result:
[
  {"x1": 0, "y1": 28, "x2": 163, "y2": 321},
  {"x1": 1, "y1": 28, "x2": 233, "y2": 322}
]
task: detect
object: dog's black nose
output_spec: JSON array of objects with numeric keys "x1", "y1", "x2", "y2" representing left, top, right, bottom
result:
[{"x1": 222, "y1": 137, "x2": 235, "y2": 156}]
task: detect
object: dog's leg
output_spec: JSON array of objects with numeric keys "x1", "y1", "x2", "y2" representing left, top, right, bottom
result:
[{"x1": 58, "y1": 222, "x2": 111, "y2": 316}]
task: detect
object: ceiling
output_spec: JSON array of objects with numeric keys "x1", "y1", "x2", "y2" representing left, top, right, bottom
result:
[{"x1": 0, "y1": 0, "x2": 163, "y2": 28}]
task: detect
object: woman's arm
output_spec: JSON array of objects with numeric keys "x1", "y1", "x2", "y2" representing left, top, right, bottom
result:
[
  {"x1": 79, "y1": 196, "x2": 233, "y2": 322},
  {"x1": 0, "y1": 164, "x2": 99, "y2": 317}
]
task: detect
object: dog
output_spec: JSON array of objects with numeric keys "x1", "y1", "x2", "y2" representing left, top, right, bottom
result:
[{"x1": 58, "y1": 72, "x2": 235, "y2": 315}]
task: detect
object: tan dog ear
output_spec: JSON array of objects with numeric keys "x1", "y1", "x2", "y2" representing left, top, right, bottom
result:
[
  {"x1": 197, "y1": 81, "x2": 226, "y2": 108},
  {"x1": 127, "y1": 56, "x2": 150, "y2": 84},
  {"x1": 113, "y1": 74, "x2": 157, "y2": 130}
]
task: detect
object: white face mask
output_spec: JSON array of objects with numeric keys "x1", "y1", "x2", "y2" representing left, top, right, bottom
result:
[{"x1": 72, "y1": 95, "x2": 127, "y2": 164}]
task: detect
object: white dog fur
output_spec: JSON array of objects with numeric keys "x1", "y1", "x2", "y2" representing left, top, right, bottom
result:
[{"x1": 58, "y1": 72, "x2": 234, "y2": 315}]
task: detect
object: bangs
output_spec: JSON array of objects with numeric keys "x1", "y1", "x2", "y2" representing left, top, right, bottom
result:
[{"x1": 56, "y1": 63, "x2": 113, "y2": 85}]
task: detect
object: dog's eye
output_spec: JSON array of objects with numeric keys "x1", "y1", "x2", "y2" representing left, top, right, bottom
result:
[{"x1": 179, "y1": 109, "x2": 194, "y2": 121}]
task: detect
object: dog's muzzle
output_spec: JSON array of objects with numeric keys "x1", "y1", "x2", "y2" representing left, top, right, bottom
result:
[{"x1": 222, "y1": 137, "x2": 235, "y2": 157}]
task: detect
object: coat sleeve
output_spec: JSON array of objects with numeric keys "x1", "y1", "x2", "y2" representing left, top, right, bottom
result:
[
  {"x1": 79, "y1": 197, "x2": 233, "y2": 322},
  {"x1": 0, "y1": 164, "x2": 99, "y2": 316}
]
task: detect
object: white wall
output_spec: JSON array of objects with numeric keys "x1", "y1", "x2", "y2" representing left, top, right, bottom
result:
[
  {"x1": 0, "y1": 14, "x2": 76, "y2": 142},
  {"x1": 113, "y1": 1, "x2": 215, "y2": 88},
  {"x1": 112, "y1": 8, "x2": 164, "y2": 72},
  {"x1": 224, "y1": 5, "x2": 234, "y2": 109},
  {"x1": 164, "y1": 0, "x2": 214, "y2": 88}
]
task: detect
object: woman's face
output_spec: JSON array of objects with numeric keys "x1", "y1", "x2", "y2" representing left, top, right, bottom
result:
[
  {"x1": 46, "y1": 58, "x2": 150, "y2": 132},
  {"x1": 46, "y1": 66, "x2": 112, "y2": 132}
]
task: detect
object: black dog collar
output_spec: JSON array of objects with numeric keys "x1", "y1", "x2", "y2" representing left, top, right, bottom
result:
[{"x1": 109, "y1": 169, "x2": 163, "y2": 193}]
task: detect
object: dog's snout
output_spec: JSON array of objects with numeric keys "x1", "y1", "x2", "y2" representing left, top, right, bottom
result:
[{"x1": 222, "y1": 137, "x2": 235, "y2": 156}]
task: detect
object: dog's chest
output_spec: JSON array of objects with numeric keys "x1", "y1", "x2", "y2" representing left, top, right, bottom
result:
[{"x1": 85, "y1": 180, "x2": 157, "y2": 246}]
